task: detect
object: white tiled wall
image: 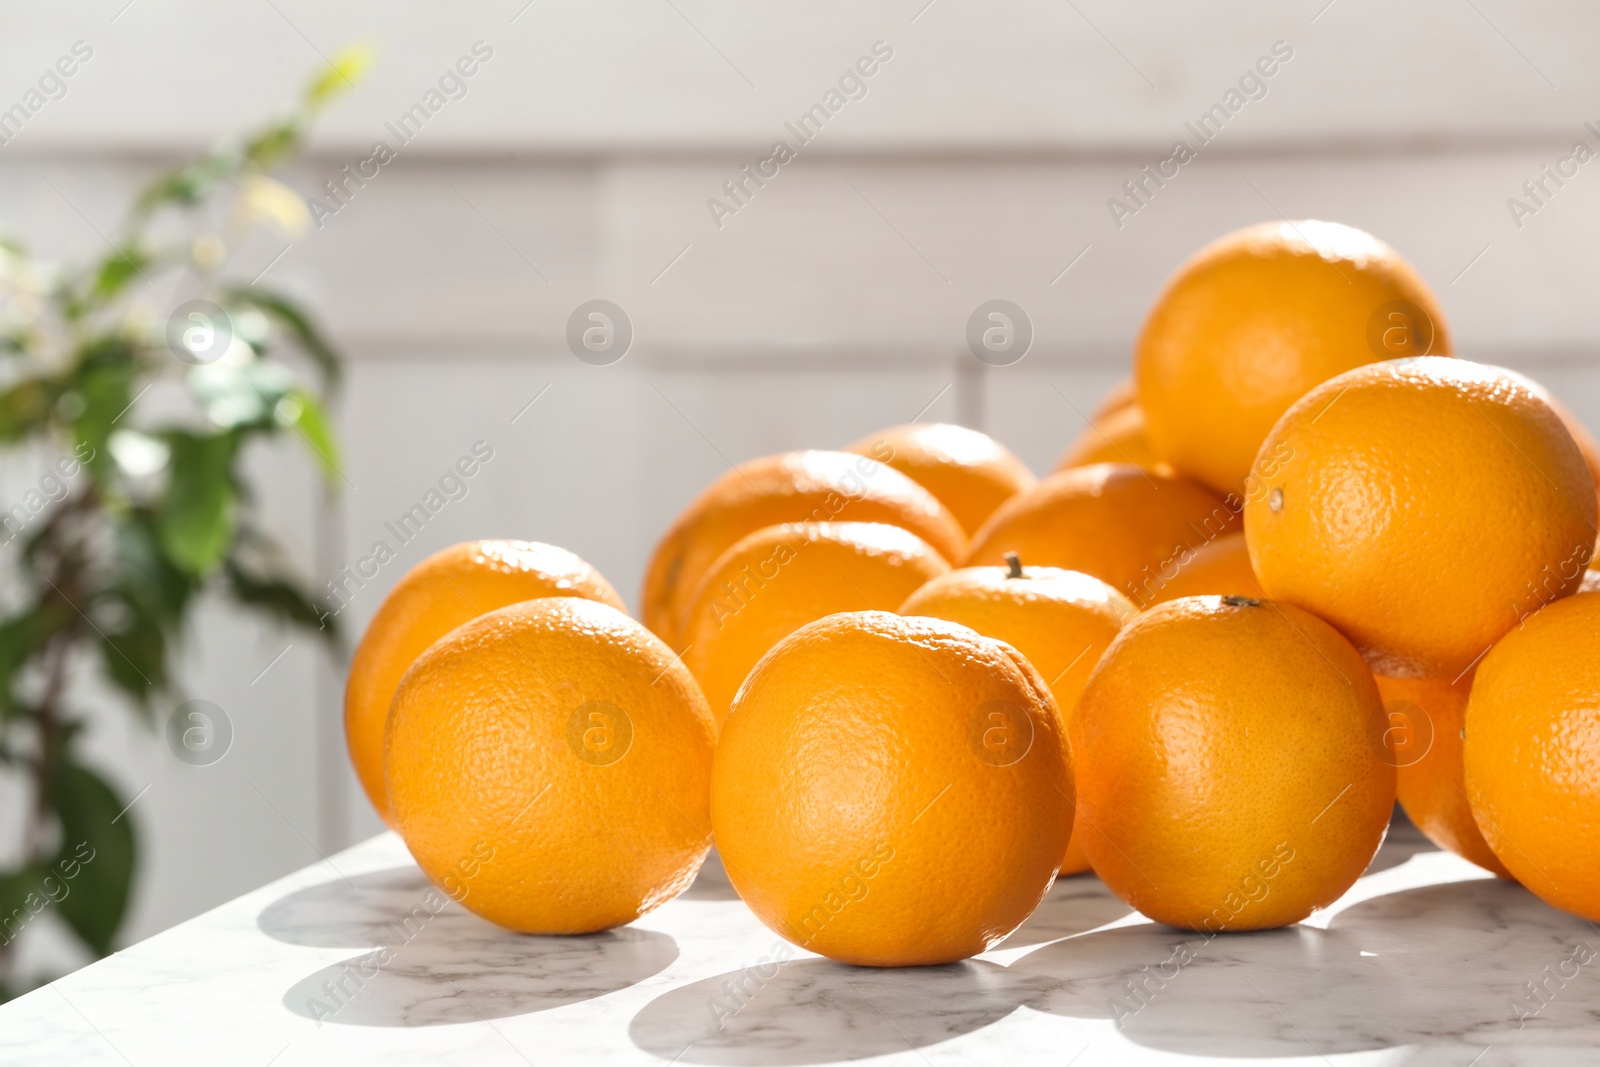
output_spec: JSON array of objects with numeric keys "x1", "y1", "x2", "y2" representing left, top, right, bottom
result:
[{"x1": 2, "y1": 0, "x2": 1598, "y2": 975}]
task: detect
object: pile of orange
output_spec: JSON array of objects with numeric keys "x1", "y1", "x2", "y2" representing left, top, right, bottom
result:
[{"x1": 344, "y1": 219, "x2": 1600, "y2": 966}]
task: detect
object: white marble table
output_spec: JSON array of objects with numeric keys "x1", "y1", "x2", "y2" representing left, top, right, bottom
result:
[{"x1": 4, "y1": 819, "x2": 1598, "y2": 1066}]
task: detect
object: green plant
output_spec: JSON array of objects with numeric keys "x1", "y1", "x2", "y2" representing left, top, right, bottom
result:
[{"x1": 0, "y1": 48, "x2": 370, "y2": 999}]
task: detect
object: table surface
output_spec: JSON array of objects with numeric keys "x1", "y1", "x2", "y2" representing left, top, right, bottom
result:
[{"x1": 3, "y1": 819, "x2": 1598, "y2": 1066}]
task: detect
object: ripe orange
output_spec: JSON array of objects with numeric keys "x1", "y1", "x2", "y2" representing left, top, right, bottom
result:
[
  {"x1": 1373, "y1": 673, "x2": 1510, "y2": 878},
  {"x1": 345, "y1": 540, "x2": 627, "y2": 825},
  {"x1": 681, "y1": 522, "x2": 950, "y2": 728},
  {"x1": 1535, "y1": 385, "x2": 1600, "y2": 497},
  {"x1": 1145, "y1": 531, "x2": 1261, "y2": 607},
  {"x1": 1245, "y1": 357, "x2": 1598, "y2": 678},
  {"x1": 1136, "y1": 220, "x2": 1451, "y2": 494},
  {"x1": 1070, "y1": 595, "x2": 1394, "y2": 931},
  {"x1": 385, "y1": 597, "x2": 716, "y2": 934},
  {"x1": 711, "y1": 611, "x2": 1073, "y2": 966},
  {"x1": 641, "y1": 451, "x2": 965, "y2": 648},
  {"x1": 898, "y1": 561, "x2": 1134, "y2": 874},
  {"x1": 1465, "y1": 593, "x2": 1600, "y2": 920},
  {"x1": 965, "y1": 463, "x2": 1238, "y2": 605},
  {"x1": 845, "y1": 423, "x2": 1036, "y2": 536},
  {"x1": 1053, "y1": 403, "x2": 1165, "y2": 474}
]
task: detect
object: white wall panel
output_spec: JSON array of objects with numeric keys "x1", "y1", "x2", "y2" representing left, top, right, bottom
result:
[
  {"x1": 126, "y1": 148, "x2": 1590, "y2": 362},
  {"x1": 2, "y1": 1, "x2": 1597, "y2": 152}
]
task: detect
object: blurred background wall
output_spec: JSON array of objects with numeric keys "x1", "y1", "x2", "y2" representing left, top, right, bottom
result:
[{"x1": 2, "y1": 0, "x2": 1598, "y2": 974}]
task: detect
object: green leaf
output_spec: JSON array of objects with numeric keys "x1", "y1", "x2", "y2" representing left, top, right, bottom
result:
[
  {"x1": 113, "y1": 510, "x2": 196, "y2": 622},
  {"x1": 89, "y1": 244, "x2": 150, "y2": 302},
  {"x1": 306, "y1": 43, "x2": 374, "y2": 107},
  {"x1": 71, "y1": 340, "x2": 137, "y2": 480},
  {"x1": 0, "y1": 863, "x2": 47, "y2": 955},
  {"x1": 48, "y1": 762, "x2": 137, "y2": 957},
  {"x1": 131, "y1": 152, "x2": 236, "y2": 219},
  {"x1": 221, "y1": 287, "x2": 342, "y2": 389},
  {"x1": 240, "y1": 122, "x2": 304, "y2": 170},
  {"x1": 223, "y1": 555, "x2": 339, "y2": 644},
  {"x1": 280, "y1": 387, "x2": 341, "y2": 481},
  {"x1": 0, "y1": 379, "x2": 56, "y2": 442},
  {"x1": 92, "y1": 592, "x2": 166, "y2": 712},
  {"x1": 0, "y1": 612, "x2": 46, "y2": 722},
  {"x1": 156, "y1": 432, "x2": 239, "y2": 575}
]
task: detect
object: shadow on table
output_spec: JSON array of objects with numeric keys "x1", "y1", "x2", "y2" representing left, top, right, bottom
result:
[
  {"x1": 629, "y1": 858, "x2": 1130, "y2": 1062},
  {"x1": 1011, "y1": 874, "x2": 1595, "y2": 1059},
  {"x1": 259, "y1": 866, "x2": 437, "y2": 947},
  {"x1": 262, "y1": 867, "x2": 677, "y2": 1026},
  {"x1": 630, "y1": 957, "x2": 1018, "y2": 1065},
  {"x1": 630, "y1": 828, "x2": 1595, "y2": 1064}
]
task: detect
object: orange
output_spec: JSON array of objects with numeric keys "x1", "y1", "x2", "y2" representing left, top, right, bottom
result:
[
  {"x1": 965, "y1": 463, "x2": 1239, "y2": 605},
  {"x1": 345, "y1": 540, "x2": 627, "y2": 825},
  {"x1": 1053, "y1": 403, "x2": 1165, "y2": 474},
  {"x1": 1373, "y1": 673, "x2": 1510, "y2": 878},
  {"x1": 898, "y1": 561, "x2": 1134, "y2": 874},
  {"x1": 1245, "y1": 357, "x2": 1598, "y2": 678},
  {"x1": 845, "y1": 423, "x2": 1036, "y2": 536},
  {"x1": 681, "y1": 522, "x2": 950, "y2": 728},
  {"x1": 641, "y1": 451, "x2": 965, "y2": 648},
  {"x1": 1144, "y1": 531, "x2": 1261, "y2": 608},
  {"x1": 1136, "y1": 220, "x2": 1451, "y2": 494},
  {"x1": 1465, "y1": 593, "x2": 1600, "y2": 921},
  {"x1": 1070, "y1": 595, "x2": 1394, "y2": 931},
  {"x1": 385, "y1": 597, "x2": 715, "y2": 934},
  {"x1": 1535, "y1": 385, "x2": 1600, "y2": 497},
  {"x1": 711, "y1": 611, "x2": 1073, "y2": 966}
]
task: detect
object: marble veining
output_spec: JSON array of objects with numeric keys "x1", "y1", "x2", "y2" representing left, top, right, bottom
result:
[{"x1": 2, "y1": 820, "x2": 1598, "y2": 1066}]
